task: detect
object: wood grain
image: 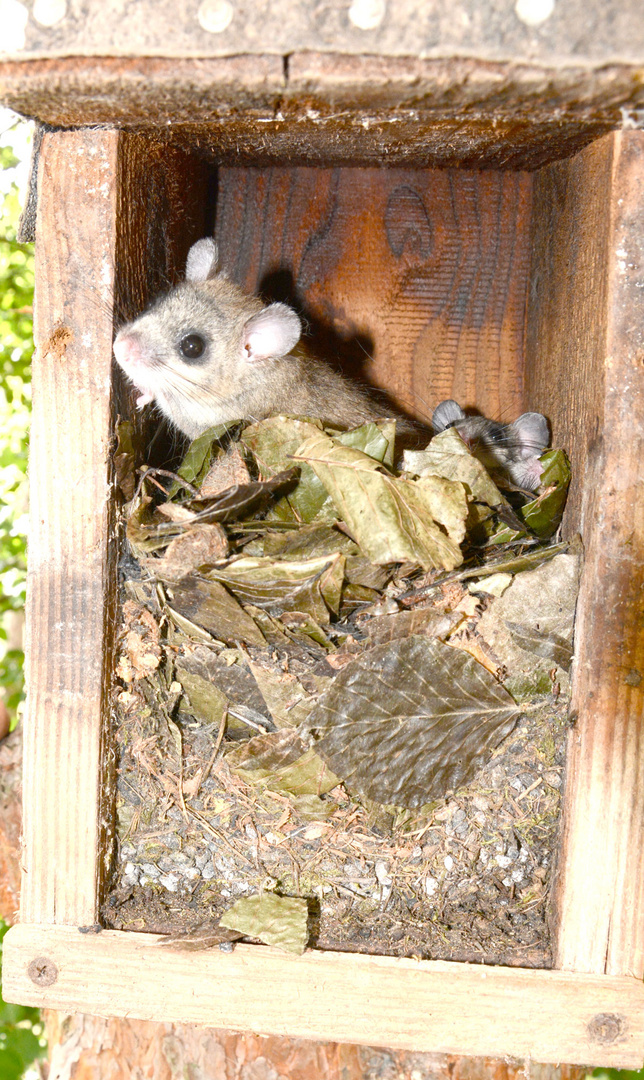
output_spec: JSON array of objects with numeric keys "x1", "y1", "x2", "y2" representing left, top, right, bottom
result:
[
  {"x1": 0, "y1": 56, "x2": 623, "y2": 170},
  {"x1": 22, "y1": 129, "x2": 121, "y2": 927},
  {"x1": 21, "y1": 130, "x2": 210, "y2": 927},
  {"x1": 3, "y1": 925, "x2": 644, "y2": 1068},
  {"x1": 215, "y1": 166, "x2": 531, "y2": 426},
  {"x1": 525, "y1": 131, "x2": 644, "y2": 978}
]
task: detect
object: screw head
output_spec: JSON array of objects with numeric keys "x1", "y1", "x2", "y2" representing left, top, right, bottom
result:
[
  {"x1": 27, "y1": 956, "x2": 58, "y2": 986},
  {"x1": 587, "y1": 1013, "x2": 628, "y2": 1045}
]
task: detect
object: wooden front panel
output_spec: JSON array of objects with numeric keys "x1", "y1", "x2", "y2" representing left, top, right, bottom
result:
[
  {"x1": 526, "y1": 131, "x2": 644, "y2": 979},
  {"x1": 215, "y1": 167, "x2": 532, "y2": 427},
  {"x1": 22, "y1": 130, "x2": 209, "y2": 926},
  {"x1": 4, "y1": 925, "x2": 644, "y2": 1068}
]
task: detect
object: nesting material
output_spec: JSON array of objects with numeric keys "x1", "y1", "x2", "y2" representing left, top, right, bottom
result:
[{"x1": 107, "y1": 415, "x2": 576, "y2": 961}]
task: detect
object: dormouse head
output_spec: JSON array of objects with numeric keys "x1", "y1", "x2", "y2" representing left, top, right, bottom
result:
[
  {"x1": 113, "y1": 237, "x2": 302, "y2": 437},
  {"x1": 432, "y1": 399, "x2": 550, "y2": 490}
]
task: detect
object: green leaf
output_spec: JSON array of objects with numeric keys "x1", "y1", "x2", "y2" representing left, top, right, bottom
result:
[
  {"x1": 175, "y1": 646, "x2": 273, "y2": 732},
  {"x1": 294, "y1": 432, "x2": 467, "y2": 571},
  {"x1": 488, "y1": 450, "x2": 572, "y2": 543},
  {"x1": 519, "y1": 449, "x2": 572, "y2": 538},
  {"x1": 242, "y1": 417, "x2": 397, "y2": 524},
  {"x1": 403, "y1": 427, "x2": 507, "y2": 509},
  {"x1": 242, "y1": 416, "x2": 328, "y2": 523},
  {"x1": 219, "y1": 893, "x2": 309, "y2": 954},
  {"x1": 227, "y1": 729, "x2": 341, "y2": 796},
  {"x1": 206, "y1": 553, "x2": 346, "y2": 624},
  {"x1": 256, "y1": 523, "x2": 358, "y2": 560},
  {"x1": 366, "y1": 607, "x2": 462, "y2": 645},
  {"x1": 246, "y1": 660, "x2": 319, "y2": 728},
  {"x1": 307, "y1": 637, "x2": 521, "y2": 808},
  {"x1": 173, "y1": 666, "x2": 228, "y2": 726},
  {"x1": 169, "y1": 422, "x2": 242, "y2": 497}
]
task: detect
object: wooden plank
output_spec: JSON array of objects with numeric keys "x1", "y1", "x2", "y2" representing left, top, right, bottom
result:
[
  {"x1": 3, "y1": 925, "x2": 644, "y2": 1068},
  {"x1": 0, "y1": 0, "x2": 643, "y2": 66},
  {"x1": 215, "y1": 166, "x2": 531, "y2": 426},
  {"x1": 525, "y1": 131, "x2": 644, "y2": 977},
  {"x1": 0, "y1": 57, "x2": 635, "y2": 170},
  {"x1": 22, "y1": 128, "x2": 121, "y2": 926},
  {"x1": 21, "y1": 129, "x2": 210, "y2": 926}
]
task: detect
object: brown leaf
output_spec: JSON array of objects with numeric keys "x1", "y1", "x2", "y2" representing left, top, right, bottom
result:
[
  {"x1": 152, "y1": 523, "x2": 229, "y2": 580},
  {"x1": 308, "y1": 637, "x2": 521, "y2": 808},
  {"x1": 199, "y1": 444, "x2": 251, "y2": 497}
]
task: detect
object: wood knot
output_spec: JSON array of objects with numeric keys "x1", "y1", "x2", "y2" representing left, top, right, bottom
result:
[
  {"x1": 586, "y1": 1012, "x2": 628, "y2": 1045},
  {"x1": 42, "y1": 325, "x2": 73, "y2": 362},
  {"x1": 27, "y1": 956, "x2": 58, "y2": 986}
]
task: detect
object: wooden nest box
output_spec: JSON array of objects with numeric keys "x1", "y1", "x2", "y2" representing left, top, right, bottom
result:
[{"x1": 1, "y1": 0, "x2": 643, "y2": 1068}]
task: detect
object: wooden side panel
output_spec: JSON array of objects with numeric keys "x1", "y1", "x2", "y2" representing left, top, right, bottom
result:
[
  {"x1": 215, "y1": 167, "x2": 531, "y2": 426},
  {"x1": 23, "y1": 128, "x2": 121, "y2": 926},
  {"x1": 4, "y1": 926, "x2": 644, "y2": 1068},
  {"x1": 22, "y1": 130, "x2": 210, "y2": 926},
  {"x1": 526, "y1": 131, "x2": 644, "y2": 977}
]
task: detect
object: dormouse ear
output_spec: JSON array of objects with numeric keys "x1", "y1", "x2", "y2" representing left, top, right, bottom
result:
[
  {"x1": 186, "y1": 238, "x2": 219, "y2": 284},
  {"x1": 511, "y1": 412, "x2": 550, "y2": 457},
  {"x1": 432, "y1": 399, "x2": 466, "y2": 433},
  {"x1": 241, "y1": 303, "x2": 301, "y2": 362}
]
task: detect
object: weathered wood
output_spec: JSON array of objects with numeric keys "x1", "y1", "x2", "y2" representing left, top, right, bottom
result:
[
  {"x1": 21, "y1": 128, "x2": 210, "y2": 927},
  {"x1": 0, "y1": 0, "x2": 643, "y2": 64},
  {"x1": 22, "y1": 127, "x2": 121, "y2": 927},
  {"x1": 4, "y1": 925, "x2": 644, "y2": 1068},
  {"x1": 41, "y1": 1012, "x2": 589, "y2": 1080},
  {"x1": 1, "y1": 56, "x2": 642, "y2": 170},
  {"x1": 525, "y1": 130, "x2": 644, "y2": 978},
  {"x1": 215, "y1": 166, "x2": 531, "y2": 425}
]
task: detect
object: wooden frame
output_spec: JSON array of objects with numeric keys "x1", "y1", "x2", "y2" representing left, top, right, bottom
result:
[{"x1": 2, "y1": 125, "x2": 644, "y2": 1069}]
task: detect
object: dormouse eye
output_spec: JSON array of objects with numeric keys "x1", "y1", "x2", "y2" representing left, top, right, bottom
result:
[
  {"x1": 487, "y1": 426, "x2": 507, "y2": 445},
  {"x1": 178, "y1": 333, "x2": 207, "y2": 362}
]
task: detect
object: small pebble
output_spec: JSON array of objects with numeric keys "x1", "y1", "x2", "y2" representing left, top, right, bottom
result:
[
  {"x1": 443, "y1": 855, "x2": 454, "y2": 871},
  {"x1": 159, "y1": 874, "x2": 179, "y2": 892},
  {"x1": 375, "y1": 860, "x2": 392, "y2": 886},
  {"x1": 496, "y1": 854, "x2": 512, "y2": 869},
  {"x1": 544, "y1": 770, "x2": 562, "y2": 789},
  {"x1": 179, "y1": 866, "x2": 201, "y2": 881},
  {"x1": 140, "y1": 862, "x2": 160, "y2": 878},
  {"x1": 424, "y1": 876, "x2": 438, "y2": 897}
]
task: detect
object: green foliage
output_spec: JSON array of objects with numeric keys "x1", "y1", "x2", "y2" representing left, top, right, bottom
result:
[
  {"x1": 0, "y1": 113, "x2": 33, "y2": 720},
  {"x1": 592, "y1": 1073, "x2": 644, "y2": 1080},
  {"x1": 0, "y1": 922, "x2": 46, "y2": 1079}
]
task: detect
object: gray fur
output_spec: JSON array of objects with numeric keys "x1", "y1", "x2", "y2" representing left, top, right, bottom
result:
[
  {"x1": 432, "y1": 398, "x2": 550, "y2": 491},
  {"x1": 113, "y1": 238, "x2": 414, "y2": 440}
]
